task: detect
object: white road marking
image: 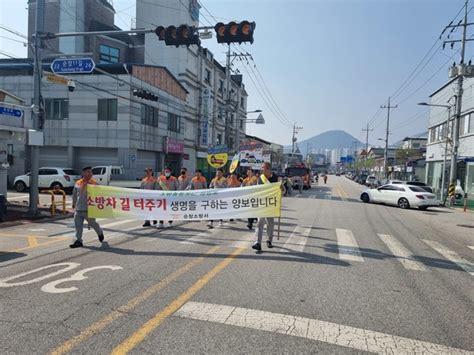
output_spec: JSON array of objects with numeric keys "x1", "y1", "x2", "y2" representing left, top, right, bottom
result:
[
  {"x1": 175, "y1": 302, "x2": 471, "y2": 354},
  {"x1": 28, "y1": 228, "x2": 46, "y2": 232},
  {"x1": 377, "y1": 234, "x2": 428, "y2": 271},
  {"x1": 41, "y1": 265, "x2": 123, "y2": 294},
  {"x1": 335, "y1": 229, "x2": 364, "y2": 262},
  {"x1": 0, "y1": 263, "x2": 80, "y2": 287},
  {"x1": 283, "y1": 225, "x2": 311, "y2": 253},
  {"x1": 6, "y1": 195, "x2": 29, "y2": 201},
  {"x1": 54, "y1": 219, "x2": 137, "y2": 239},
  {"x1": 468, "y1": 246, "x2": 474, "y2": 251},
  {"x1": 423, "y1": 239, "x2": 474, "y2": 276},
  {"x1": 180, "y1": 230, "x2": 210, "y2": 245}
]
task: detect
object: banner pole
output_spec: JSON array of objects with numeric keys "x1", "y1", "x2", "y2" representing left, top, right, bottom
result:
[{"x1": 277, "y1": 186, "x2": 282, "y2": 240}]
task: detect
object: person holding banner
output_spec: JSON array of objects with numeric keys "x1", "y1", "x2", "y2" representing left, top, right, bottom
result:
[
  {"x1": 207, "y1": 168, "x2": 226, "y2": 229},
  {"x1": 225, "y1": 172, "x2": 241, "y2": 188},
  {"x1": 177, "y1": 167, "x2": 192, "y2": 190},
  {"x1": 190, "y1": 169, "x2": 207, "y2": 190},
  {"x1": 70, "y1": 166, "x2": 104, "y2": 248},
  {"x1": 242, "y1": 169, "x2": 258, "y2": 230},
  {"x1": 141, "y1": 168, "x2": 157, "y2": 227},
  {"x1": 157, "y1": 167, "x2": 178, "y2": 229},
  {"x1": 252, "y1": 162, "x2": 279, "y2": 251}
]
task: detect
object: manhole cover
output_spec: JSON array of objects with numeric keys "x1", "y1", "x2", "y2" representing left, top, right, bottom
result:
[{"x1": 457, "y1": 224, "x2": 474, "y2": 229}]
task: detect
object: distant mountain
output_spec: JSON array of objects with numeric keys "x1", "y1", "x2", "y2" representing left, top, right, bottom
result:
[{"x1": 286, "y1": 130, "x2": 363, "y2": 156}]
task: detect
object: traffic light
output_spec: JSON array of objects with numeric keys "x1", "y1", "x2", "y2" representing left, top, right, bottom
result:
[
  {"x1": 133, "y1": 89, "x2": 158, "y2": 102},
  {"x1": 154, "y1": 25, "x2": 201, "y2": 47},
  {"x1": 214, "y1": 21, "x2": 256, "y2": 44}
]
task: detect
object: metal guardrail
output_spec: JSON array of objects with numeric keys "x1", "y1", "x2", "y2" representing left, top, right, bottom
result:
[{"x1": 41, "y1": 188, "x2": 66, "y2": 216}]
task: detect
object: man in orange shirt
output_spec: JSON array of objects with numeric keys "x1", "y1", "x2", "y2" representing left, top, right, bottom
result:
[
  {"x1": 70, "y1": 166, "x2": 104, "y2": 248},
  {"x1": 157, "y1": 167, "x2": 178, "y2": 228},
  {"x1": 207, "y1": 168, "x2": 226, "y2": 229},
  {"x1": 225, "y1": 172, "x2": 241, "y2": 188},
  {"x1": 190, "y1": 169, "x2": 207, "y2": 190},
  {"x1": 177, "y1": 167, "x2": 192, "y2": 190},
  {"x1": 242, "y1": 169, "x2": 258, "y2": 229},
  {"x1": 141, "y1": 168, "x2": 157, "y2": 227}
]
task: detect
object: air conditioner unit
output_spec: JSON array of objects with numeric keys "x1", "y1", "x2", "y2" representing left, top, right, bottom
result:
[{"x1": 464, "y1": 65, "x2": 474, "y2": 77}]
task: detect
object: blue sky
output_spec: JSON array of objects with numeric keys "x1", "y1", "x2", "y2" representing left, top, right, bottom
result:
[{"x1": 1, "y1": 0, "x2": 471, "y2": 146}]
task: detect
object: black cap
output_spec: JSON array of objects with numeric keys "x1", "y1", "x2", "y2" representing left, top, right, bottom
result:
[{"x1": 82, "y1": 166, "x2": 92, "y2": 171}]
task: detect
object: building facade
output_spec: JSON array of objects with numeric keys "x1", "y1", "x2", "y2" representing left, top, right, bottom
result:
[
  {"x1": 0, "y1": 62, "x2": 188, "y2": 181},
  {"x1": 426, "y1": 78, "x2": 474, "y2": 196}
]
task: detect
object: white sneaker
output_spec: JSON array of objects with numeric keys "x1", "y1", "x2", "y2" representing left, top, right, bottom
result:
[
  {"x1": 167, "y1": 222, "x2": 173, "y2": 228},
  {"x1": 157, "y1": 223, "x2": 164, "y2": 229},
  {"x1": 218, "y1": 221, "x2": 224, "y2": 227}
]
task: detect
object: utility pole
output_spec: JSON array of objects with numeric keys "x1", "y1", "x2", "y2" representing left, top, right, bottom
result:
[
  {"x1": 381, "y1": 97, "x2": 397, "y2": 179},
  {"x1": 224, "y1": 44, "x2": 231, "y2": 150},
  {"x1": 291, "y1": 123, "x2": 303, "y2": 154},
  {"x1": 29, "y1": 0, "x2": 45, "y2": 216},
  {"x1": 362, "y1": 124, "x2": 374, "y2": 171},
  {"x1": 450, "y1": 0, "x2": 469, "y2": 193}
]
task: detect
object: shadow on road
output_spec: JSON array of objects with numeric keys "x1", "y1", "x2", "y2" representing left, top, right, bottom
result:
[{"x1": 0, "y1": 251, "x2": 27, "y2": 263}]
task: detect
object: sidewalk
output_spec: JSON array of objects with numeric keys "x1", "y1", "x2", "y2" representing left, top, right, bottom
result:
[{"x1": 0, "y1": 201, "x2": 72, "y2": 228}]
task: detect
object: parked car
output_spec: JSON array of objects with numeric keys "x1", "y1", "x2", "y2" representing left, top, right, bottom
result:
[
  {"x1": 365, "y1": 175, "x2": 377, "y2": 187},
  {"x1": 357, "y1": 174, "x2": 368, "y2": 184},
  {"x1": 360, "y1": 184, "x2": 439, "y2": 210},
  {"x1": 14, "y1": 167, "x2": 81, "y2": 193}
]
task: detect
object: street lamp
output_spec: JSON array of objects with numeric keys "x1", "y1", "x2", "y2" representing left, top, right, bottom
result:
[
  {"x1": 417, "y1": 101, "x2": 453, "y2": 204},
  {"x1": 246, "y1": 109, "x2": 262, "y2": 114}
]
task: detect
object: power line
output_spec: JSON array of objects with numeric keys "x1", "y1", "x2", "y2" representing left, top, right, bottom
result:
[{"x1": 0, "y1": 24, "x2": 28, "y2": 40}]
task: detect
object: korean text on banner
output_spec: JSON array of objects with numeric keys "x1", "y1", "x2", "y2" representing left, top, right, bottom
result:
[{"x1": 87, "y1": 183, "x2": 282, "y2": 220}]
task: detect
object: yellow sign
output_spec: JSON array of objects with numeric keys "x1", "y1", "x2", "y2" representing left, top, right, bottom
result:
[
  {"x1": 46, "y1": 73, "x2": 68, "y2": 86},
  {"x1": 229, "y1": 154, "x2": 239, "y2": 173},
  {"x1": 207, "y1": 153, "x2": 228, "y2": 168}
]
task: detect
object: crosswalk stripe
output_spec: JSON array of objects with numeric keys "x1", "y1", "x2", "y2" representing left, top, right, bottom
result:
[
  {"x1": 282, "y1": 226, "x2": 311, "y2": 253},
  {"x1": 180, "y1": 231, "x2": 209, "y2": 245},
  {"x1": 468, "y1": 246, "x2": 474, "y2": 251},
  {"x1": 335, "y1": 229, "x2": 364, "y2": 262},
  {"x1": 377, "y1": 234, "x2": 427, "y2": 271},
  {"x1": 423, "y1": 239, "x2": 474, "y2": 276}
]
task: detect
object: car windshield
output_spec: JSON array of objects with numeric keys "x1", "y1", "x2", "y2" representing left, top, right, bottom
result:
[{"x1": 63, "y1": 169, "x2": 79, "y2": 175}]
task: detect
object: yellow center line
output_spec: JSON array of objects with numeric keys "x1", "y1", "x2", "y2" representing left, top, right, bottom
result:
[
  {"x1": 112, "y1": 247, "x2": 245, "y2": 355},
  {"x1": 338, "y1": 185, "x2": 349, "y2": 199},
  {"x1": 50, "y1": 245, "x2": 221, "y2": 355},
  {"x1": 27, "y1": 236, "x2": 39, "y2": 248},
  {"x1": 9, "y1": 238, "x2": 67, "y2": 253}
]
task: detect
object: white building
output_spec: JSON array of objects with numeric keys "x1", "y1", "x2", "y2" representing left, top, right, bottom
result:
[{"x1": 426, "y1": 78, "x2": 474, "y2": 196}]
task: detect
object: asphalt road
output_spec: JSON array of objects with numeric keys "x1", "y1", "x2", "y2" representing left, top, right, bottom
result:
[{"x1": 0, "y1": 176, "x2": 473, "y2": 354}]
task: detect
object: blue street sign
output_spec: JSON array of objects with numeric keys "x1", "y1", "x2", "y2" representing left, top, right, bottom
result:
[
  {"x1": 51, "y1": 57, "x2": 96, "y2": 74},
  {"x1": 0, "y1": 106, "x2": 23, "y2": 118}
]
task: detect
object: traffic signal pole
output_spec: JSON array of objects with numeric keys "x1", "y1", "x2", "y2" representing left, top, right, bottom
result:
[
  {"x1": 225, "y1": 44, "x2": 231, "y2": 149},
  {"x1": 29, "y1": 0, "x2": 45, "y2": 216}
]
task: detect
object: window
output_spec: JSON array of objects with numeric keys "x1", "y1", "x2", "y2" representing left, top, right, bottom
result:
[
  {"x1": 98, "y1": 99, "x2": 117, "y2": 121},
  {"x1": 204, "y1": 69, "x2": 211, "y2": 83},
  {"x1": 63, "y1": 169, "x2": 79, "y2": 176},
  {"x1": 39, "y1": 169, "x2": 58, "y2": 175},
  {"x1": 229, "y1": 113, "x2": 234, "y2": 125},
  {"x1": 239, "y1": 119, "x2": 244, "y2": 129},
  {"x1": 99, "y1": 44, "x2": 120, "y2": 63},
  {"x1": 218, "y1": 80, "x2": 224, "y2": 93},
  {"x1": 92, "y1": 167, "x2": 104, "y2": 175},
  {"x1": 229, "y1": 137, "x2": 234, "y2": 149},
  {"x1": 240, "y1": 97, "x2": 245, "y2": 108},
  {"x1": 44, "y1": 98, "x2": 68, "y2": 120},
  {"x1": 412, "y1": 143, "x2": 420, "y2": 148},
  {"x1": 217, "y1": 133, "x2": 222, "y2": 144},
  {"x1": 141, "y1": 104, "x2": 158, "y2": 127},
  {"x1": 409, "y1": 186, "x2": 426, "y2": 192},
  {"x1": 168, "y1": 113, "x2": 181, "y2": 132}
]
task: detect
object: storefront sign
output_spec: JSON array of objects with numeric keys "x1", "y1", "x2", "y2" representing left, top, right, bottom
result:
[
  {"x1": 165, "y1": 137, "x2": 184, "y2": 154},
  {"x1": 207, "y1": 153, "x2": 228, "y2": 168},
  {"x1": 87, "y1": 183, "x2": 282, "y2": 220}
]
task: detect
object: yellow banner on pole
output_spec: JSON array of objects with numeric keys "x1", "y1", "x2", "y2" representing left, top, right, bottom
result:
[{"x1": 87, "y1": 183, "x2": 282, "y2": 220}]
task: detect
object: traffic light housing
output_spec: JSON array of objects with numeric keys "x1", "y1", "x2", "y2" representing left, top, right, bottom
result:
[
  {"x1": 154, "y1": 25, "x2": 201, "y2": 47},
  {"x1": 214, "y1": 21, "x2": 256, "y2": 44},
  {"x1": 133, "y1": 89, "x2": 158, "y2": 102}
]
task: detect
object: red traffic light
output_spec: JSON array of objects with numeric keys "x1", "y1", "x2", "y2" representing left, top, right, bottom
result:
[{"x1": 214, "y1": 21, "x2": 256, "y2": 44}]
